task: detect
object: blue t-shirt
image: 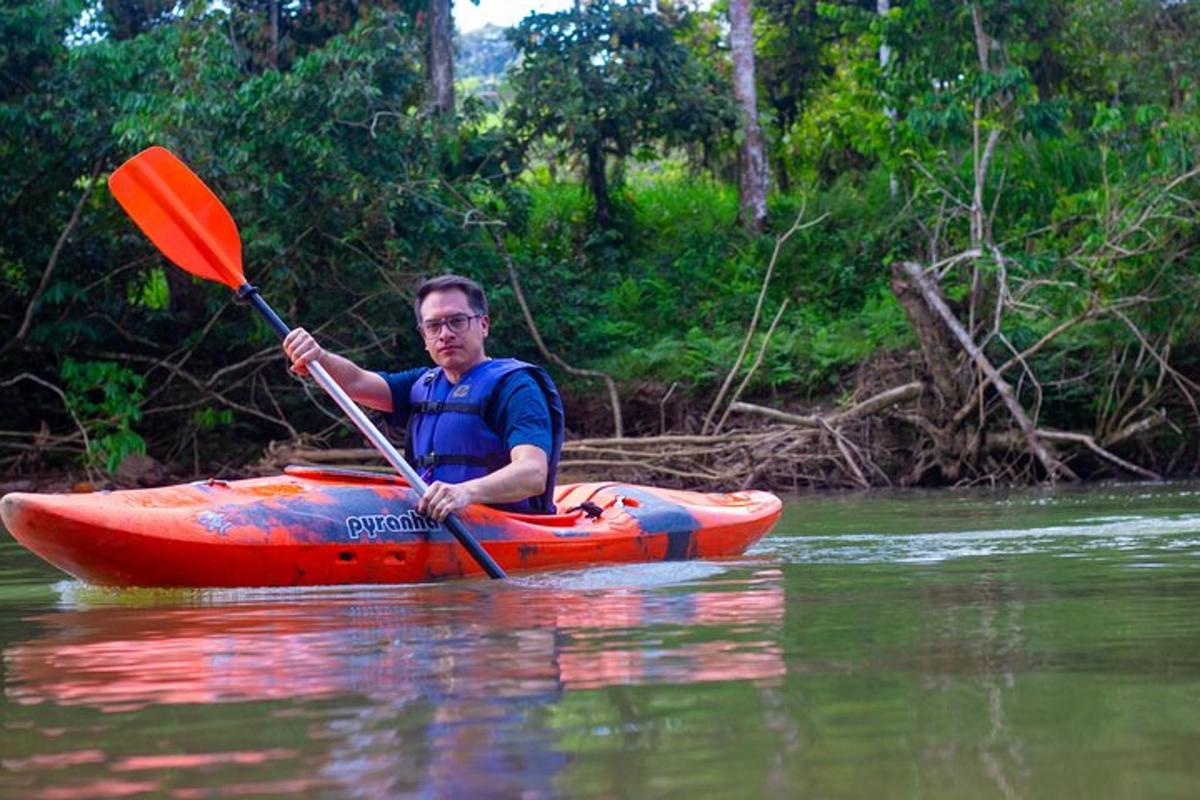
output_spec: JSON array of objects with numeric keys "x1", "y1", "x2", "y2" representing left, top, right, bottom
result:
[{"x1": 377, "y1": 366, "x2": 553, "y2": 458}]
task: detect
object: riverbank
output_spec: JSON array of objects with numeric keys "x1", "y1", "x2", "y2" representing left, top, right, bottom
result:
[{"x1": 6, "y1": 371, "x2": 1187, "y2": 500}]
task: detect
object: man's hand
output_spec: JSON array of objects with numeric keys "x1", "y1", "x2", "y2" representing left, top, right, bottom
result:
[
  {"x1": 418, "y1": 480, "x2": 476, "y2": 522},
  {"x1": 282, "y1": 328, "x2": 324, "y2": 377},
  {"x1": 415, "y1": 447, "x2": 548, "y2": 519}
]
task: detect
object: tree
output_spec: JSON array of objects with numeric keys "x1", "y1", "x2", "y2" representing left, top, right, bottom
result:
[
  {"x1": 507, "y1": 1, "x2": 733, "y2": 227},
  {"x1": 214, "y1": 0, "x2": 416, "y2": 73},
  {"x1": 426, "y1": 0, "x2": 455, "y2": 121},
  {"x1": 729, "y1": 0, "x2": 768, "y2": 232},
  {"x1": 1060, "y1": 0, "x2": 1199, "y2": 111},
  {"x1": 1, "y1": 0, "x2": 117, "y2": 354}
]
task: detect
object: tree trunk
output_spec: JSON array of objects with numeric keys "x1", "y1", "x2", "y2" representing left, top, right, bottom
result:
[
  {"x1": 898, "y1": 261, "x2": 1076, "y2": 482},
  {"x1": 427, "y1": 0, "x2": 456, "y2": 122},
  {"x1": 890, "y1": 260, "x2": 977, "y2": 482},
  {"x1": 878, "y1": 0, "x2": 897, "y2": 197},
  {"x1": 586, "y1": 141, "x2": 611, "y2": 228},
  {"x1": 890, "y1": 262, "x2": 969, "y2": 409},
  {"x1": 268, "y1": 0, "x2": 279, "y2": 69},
  {"x1": 729, "y1": 0, "x2": 767, "y2": 233},
  {"x1": 773, "y1": 153, "x2": 791, "y2": 194}
]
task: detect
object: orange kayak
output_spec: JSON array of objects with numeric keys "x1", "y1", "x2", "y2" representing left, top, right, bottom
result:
[{"x1": 0, "y1": 466, "x2": 782, "y2": 587}]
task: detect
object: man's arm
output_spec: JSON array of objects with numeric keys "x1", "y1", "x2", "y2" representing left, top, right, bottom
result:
[
  {"x1": 417, "y1": 444, "x2": 548, "y2": 521},
  {"x1": 282, "y1": 327, "x2": 393, "y2": 411}
]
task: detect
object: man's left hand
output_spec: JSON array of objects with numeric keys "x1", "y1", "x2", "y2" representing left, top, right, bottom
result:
[{"x1": 418, "y1": 480, "x2": 475, "y2": 522}]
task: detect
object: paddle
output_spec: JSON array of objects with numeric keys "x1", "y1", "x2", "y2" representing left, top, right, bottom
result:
[{"x1": 109, "y1": 145, "x2": 507, "y2": 579}]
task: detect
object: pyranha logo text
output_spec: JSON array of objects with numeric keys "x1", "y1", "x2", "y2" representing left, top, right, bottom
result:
[{"x1": 345, "y1": 510, "x2": 439, "y2": 539}]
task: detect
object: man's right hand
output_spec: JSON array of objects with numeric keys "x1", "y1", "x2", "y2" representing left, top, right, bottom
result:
[
  {"x1": 280, "y1": 328, "x2": 394, "y2": 413},
  {"x1": 283, "y1": 328, "x2": 324, "y2": 377}
]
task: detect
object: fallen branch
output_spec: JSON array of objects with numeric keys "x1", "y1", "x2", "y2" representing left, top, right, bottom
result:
[
  {"x1": 987, "y1": 427, "x2": 1162, "y2": 481},
  {"x1": 1101, "y1": 411, "x2": 1168, "y2": 448},
  {"x1": 0, "y1": 373, "x2": 96, "y2": 481},
  {"x1": 729, "y1": 381, "x2": 924, "y2": 427},
  {"x1": 817, "y1": 418, "x2": 870, "y2": 489},
  {"x1": 900, "y1": 261, "x2": 1077, "y2": 481},
  {"x1": 1042, "y1": 430, "x2": 1160, "y2": 481},
  {"x1": 557, "y1": 459, "x2": 729, "y2": 482},
  {"x1": 566, "y1": 434, "x2": 764, "y2": 447},
  {"x1": 265, "y1": 445, "x2": 381, "y2": 464}
]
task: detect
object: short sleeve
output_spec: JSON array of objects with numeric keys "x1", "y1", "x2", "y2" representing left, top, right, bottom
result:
[{"x1": 489, "y1": 371, "x2": 553, "y2": 456}]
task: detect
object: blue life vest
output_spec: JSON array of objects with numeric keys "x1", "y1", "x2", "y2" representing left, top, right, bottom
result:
[{"x1": 405, "y1": 358, "x2": 564, "y2": 515}]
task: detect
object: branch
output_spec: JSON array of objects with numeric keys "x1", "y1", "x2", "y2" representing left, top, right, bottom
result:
[
  {"x1": 900, "y1": 261, "x2": 1077, "y2": 481},
  {"x1": 703, "y1": 205, "x2": 827, "y2": 433},
  {"x1": 1102, "y1": 412, "x2": 1168, "y2": 449},
  {"x1": 1111, "y1": 308, "x2": 1200, "y2": 426},
  {"x1": 0, "y1": 373, "x2": 96, "y2": 481},
  {"x1": 729, "y1": 381, "x2": 925, "y2": 427},
  {"x1": 557, "y1": 459, "x2": 729, "y2": 482},
  {"x1": 566, "y1": 433, "x2": 777, "y2": 447},
  {"x1": 9, "y1": 157, "x2": 106, "y2": 348},
  {"x1": 439, "y1": 176, "x2": 627, "y2": 438},
  {"x1": 73, "y1": 347, "x2": 297, "y2": 436},
  {"x1": 713, "y1": 299, "x2": 789, "y2": 434},
  {"x1": 817, "y1": 417, "x2": 869, "y2": 488},
  {"x1": 988, "y1": 428, "x2": 1161, "y2": 481}
]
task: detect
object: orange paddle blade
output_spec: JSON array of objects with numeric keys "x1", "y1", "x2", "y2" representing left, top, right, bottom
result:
[{"x1": 110, "y1": 146, "x2": 245, "y2": 289}]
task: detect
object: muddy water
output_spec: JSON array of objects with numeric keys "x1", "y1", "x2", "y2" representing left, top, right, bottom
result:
[{"x1": 3, "y1": 482, "x2": 1200, "y2": 798}]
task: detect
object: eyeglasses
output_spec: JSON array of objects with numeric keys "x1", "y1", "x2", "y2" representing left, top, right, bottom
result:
[{"x1": 417, "y1": 313, "x2": 482, "y2": 339}]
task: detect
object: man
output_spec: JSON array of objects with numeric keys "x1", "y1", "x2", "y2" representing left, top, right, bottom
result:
[{"x1": 283, "y1": 274, "x2": 564, "y2": 521}]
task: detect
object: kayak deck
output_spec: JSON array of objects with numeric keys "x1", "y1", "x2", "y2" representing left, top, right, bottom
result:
[{"x1": 1, "y1": 466, "x2": 782, "y2": 587}]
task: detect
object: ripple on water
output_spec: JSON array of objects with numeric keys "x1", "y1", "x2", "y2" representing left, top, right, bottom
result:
[{"x1": 761, "y1": 513, "x2": 1200, "y2": 565}]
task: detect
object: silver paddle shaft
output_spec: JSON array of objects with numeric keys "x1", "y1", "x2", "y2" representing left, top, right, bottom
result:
[{"x1": 308, "y1": 361, "x2": 431, "y2": 494}]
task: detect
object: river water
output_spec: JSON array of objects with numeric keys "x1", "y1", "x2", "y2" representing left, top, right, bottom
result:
[{"x1": 2, "y1": 482, "x2": 1200, "y2": 798}]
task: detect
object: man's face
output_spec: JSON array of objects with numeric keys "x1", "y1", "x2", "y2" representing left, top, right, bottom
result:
[{"x1": 418, "y1": 289, "x2": 489, "y2": 378}]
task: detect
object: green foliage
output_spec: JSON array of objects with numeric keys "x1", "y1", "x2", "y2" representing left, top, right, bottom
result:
[
  {"x1": 1059, "y1": 0, "x2": 1199, "y2": 112},
  {"x1": 506, "y1": 172, "x2": 913, "y2": 396},
  {"x1": 756, "y1": 0, "x2": 877, "y2": 188},
  {"x1": 1, "y1": 0, "x2": 1198, "y2": 477},
  {"x1": 506, "y1": 1, "x2": 735, "y2": 224},
  {"x1": 60, "y1": 358, "x2": 147, "y2": 472},
  {"x1": 127, "y1": 267, "x2": 169, "y2": 309},
  {"x1": 193, "y1": 407, "x2": 234, "y2": 429},
  {"x1": 1, "y1": 2, "x2": 527, "y2": 459},
  {"x1": 785, "y1": 36, "x2": 895, "y2": 183},
  {"x1": 598, "y1": 284, "x2": 913, "y2": 395}
]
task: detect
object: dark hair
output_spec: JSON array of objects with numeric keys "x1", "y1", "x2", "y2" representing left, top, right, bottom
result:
[{"x1": 412, "y1": 274, "x2": 488, "y2": 323}]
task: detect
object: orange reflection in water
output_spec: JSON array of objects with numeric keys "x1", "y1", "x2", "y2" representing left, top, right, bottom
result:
[
  {"x1": 6, "y1": 570, "x2": 785, "y2": 713},
  {"x1": 4, "y1": 570, "x2": 785, "y2": 798},
  {"x1": 35, "y1": 780, "x2": 161, "y2": 800}
]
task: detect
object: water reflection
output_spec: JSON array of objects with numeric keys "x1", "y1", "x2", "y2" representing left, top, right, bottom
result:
[
  {"x1": 7, "y1": 570, "x2": 785, "y2": 709},
  {"x1": 3, "y1": 568, "x2": 784, "y2": 797}
]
